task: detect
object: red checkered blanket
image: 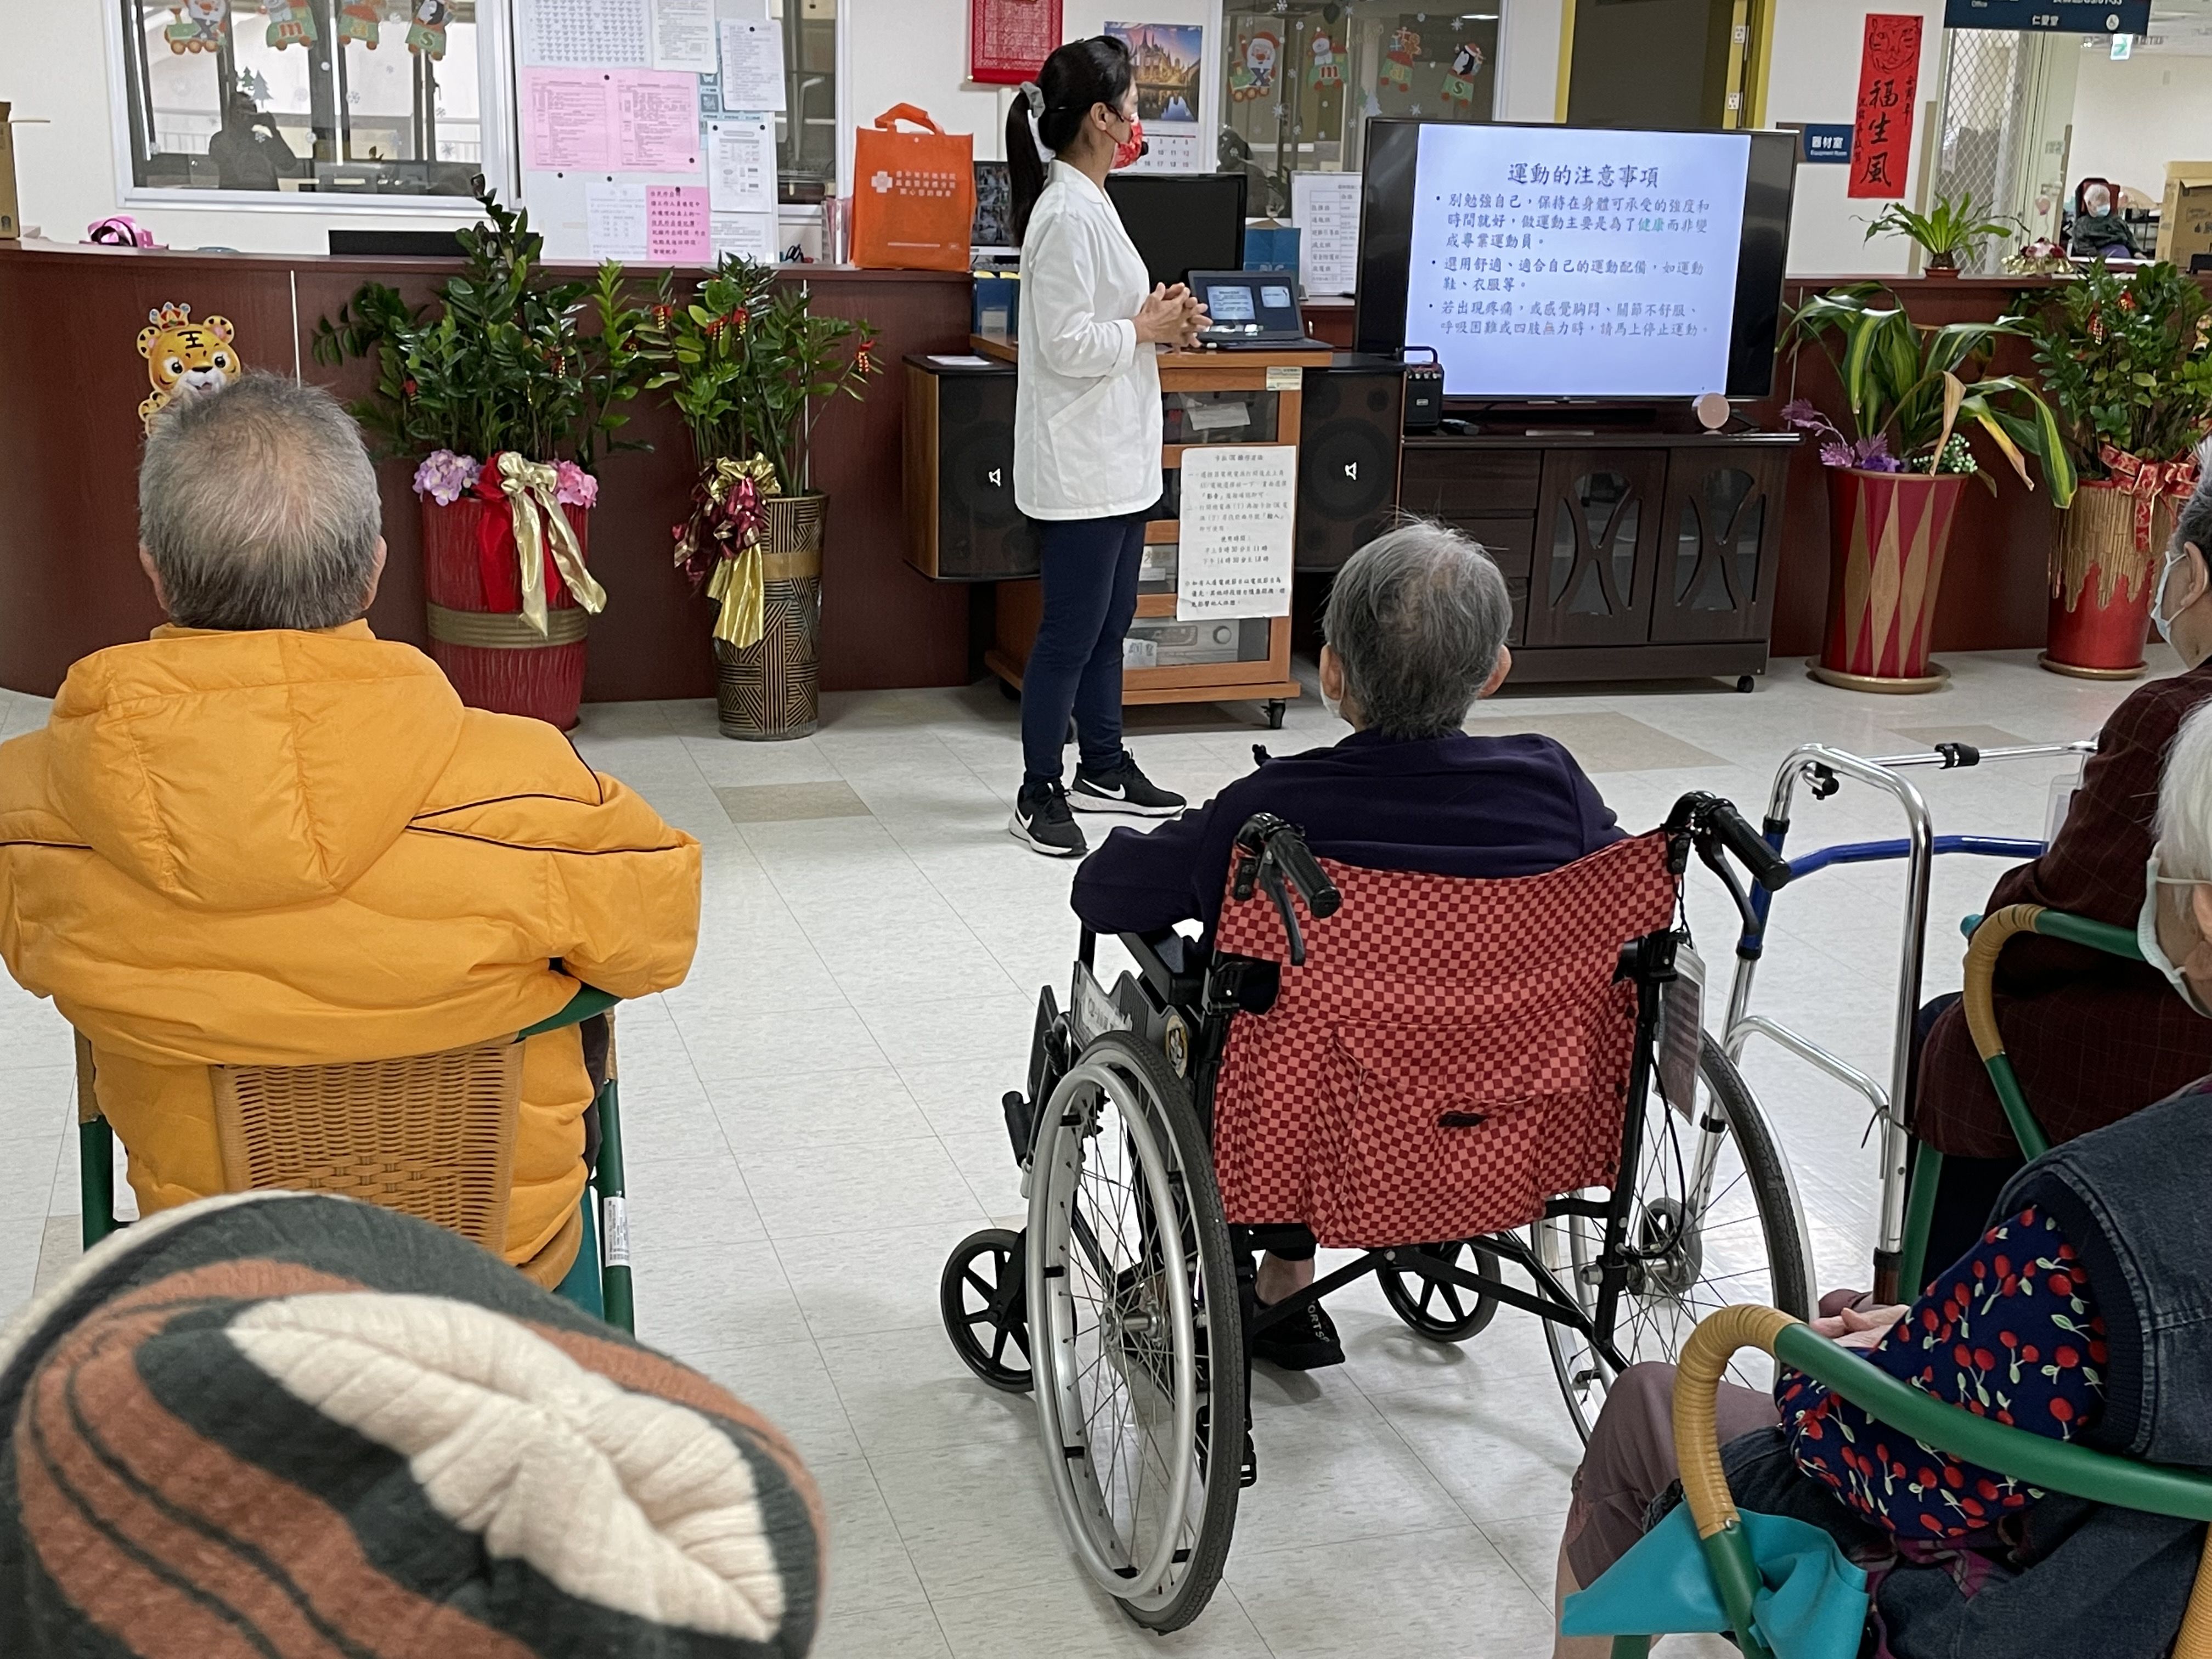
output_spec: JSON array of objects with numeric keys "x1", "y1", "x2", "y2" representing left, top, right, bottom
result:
[{"x1": 1209, "y1": 832, "x2": 1677, "y2": 1248}]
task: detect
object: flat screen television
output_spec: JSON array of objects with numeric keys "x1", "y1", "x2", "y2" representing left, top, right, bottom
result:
[
  {"x1": 1354, "y1": 120, "x2": 1798, "y2": 402},
  {"x1": 1104, "y1": 173, "x2": 1248, "y2": 289}
]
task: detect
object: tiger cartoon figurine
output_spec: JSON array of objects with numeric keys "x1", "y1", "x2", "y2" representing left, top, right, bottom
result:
[{"x1": 137, "y1": 302, "x2": 243, "y2": 428}]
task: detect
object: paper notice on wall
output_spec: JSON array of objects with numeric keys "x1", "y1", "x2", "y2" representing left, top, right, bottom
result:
[
  {"x1": 646, "y1": 185, "x2": 713, "y2": 262},
  {"x1": 524, "y1": 0, "x2": 650, "y2": 66},
  {"x1": 708, "y1": 115, "x2": 777, "y2": 212},
  {"x1": 718, "y1": 20, "x2": 787, "y2": 112},
  {"x1": 614, "y1": 70, "x2": 703, "y2": 172},
  {"x1": 1121, "y1": 128, "x2": 1202, "y2": 174},
  {"x1": 713, "y1": 211, "x2": 780, "y2": 262},
  {"x1": 586, "y1": 179, "x2": 651, "y2": 259},
  {"x1": 648, "y1": 0, "x2": 717, "y2": 71},
  {"x1": 1291, "y1": 171, "x2": 1361, "y2": 297},
  {"x1": 523, "y1": 69, "x2": 617, "y2": 172},
  {"x1": 1176, "y1": 446, "x2": 1297, "y2": 620}
]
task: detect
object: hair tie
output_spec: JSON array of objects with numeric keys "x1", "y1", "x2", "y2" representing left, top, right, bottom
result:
[{"x1": 1019, "y1": 84, "x2": 1053, "y2": 163}]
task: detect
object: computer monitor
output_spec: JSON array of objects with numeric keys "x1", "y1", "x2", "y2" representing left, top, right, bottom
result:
[
  {"x1": 1103, "y1": 173, "x2": 1248, "y2": 289},
  {"x1": 327, "y1": 229, "x2": 467, "y2": 258}
]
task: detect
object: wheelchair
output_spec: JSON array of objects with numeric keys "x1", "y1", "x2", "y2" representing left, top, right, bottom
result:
[{"x1": 939, "y1": 792, "x2": 1816, "y2": 1629}]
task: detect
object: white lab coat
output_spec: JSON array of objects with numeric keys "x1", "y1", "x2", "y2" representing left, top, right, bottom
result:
[{"x1": 1014, "y1": 160, "x2": 1163, "y2": 521}]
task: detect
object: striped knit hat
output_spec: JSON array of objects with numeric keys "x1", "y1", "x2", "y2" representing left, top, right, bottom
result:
[{"x1": 0, "y1": 1192, "x2": 821, "y2": 1657}]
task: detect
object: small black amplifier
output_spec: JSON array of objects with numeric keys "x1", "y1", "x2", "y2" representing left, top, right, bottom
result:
[{"x1": 1402, "y1": 356, "x2": 1443, "y2": 433}]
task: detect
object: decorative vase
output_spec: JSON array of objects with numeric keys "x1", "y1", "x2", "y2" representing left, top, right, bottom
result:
[
  {"x1": 1810, "y1": 468, "x2": 1967, "y2": 693},
  {"x1": 714, "y1": 494, "x2": 827, "y2": 740},
  {"x1": 420, "y1": 494, "x2": 591, "y2": 730},
  {"x1": 2041, "y1": 478, "x2": 2169, "y2": 681}
]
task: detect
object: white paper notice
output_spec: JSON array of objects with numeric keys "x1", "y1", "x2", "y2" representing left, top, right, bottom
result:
[
  {"x1": 717, "y1": 20, "x2": 787, "y2": 111},
  {"x1": 1176, "y1": 447, "x2": 1297, "y2": 621},
  {"x1": 712, "y1": 211, "x2": 780, "y2": 262},
  {"x1": 525, "y1": 0, "x2": 649, "y2": 66},
  {"x1": 1122, "y1": 128, "x2": 1201, "y2": 174},
  {"x1": 708, "y1": 116, "x2": 777, "y2": 212},
  {"x1": 586, "y1": 179, "x2": 651, "y2": 260},
  {"x1": 1292, "y1": 172, "x2": 1362, "y2": 297},
  {"x1": 648, "y1": 0, "x2": 716, "y2": 71}
]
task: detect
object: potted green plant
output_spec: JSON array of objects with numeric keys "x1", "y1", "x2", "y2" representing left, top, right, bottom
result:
[
  {"x1": 1784, "y1": 285, "x2": 2076, "y2": 691},
  {"x1": 2024, "y1": 260, "x2": 2212, "y2": 678},
  {"x1": 1861, "y1": 190, "x2": 2022, "y2": 276},
  {"x1": 638, "y1": 257, "x2": 878, "y2": 740},
  {"x1": 310, "y1": 189, "x2": 646, "y2": 730}
]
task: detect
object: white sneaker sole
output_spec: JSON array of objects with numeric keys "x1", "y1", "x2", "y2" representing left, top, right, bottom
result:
[
  {"x1": 1068, "y1": 789, "x2": 1184, "y2": 818},
  {"x1": 1007, "y1": 810, "x2": 1086, "y2": 857}
]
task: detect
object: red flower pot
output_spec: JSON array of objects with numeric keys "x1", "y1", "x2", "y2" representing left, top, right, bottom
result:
[
  {"x1": 2041, "y1": 478, "x2": 2167, "y2": 681},
  {"x1": 420, "y1": 495, "x2": 591, "y2": 729},
  {"x1": 1810, "y1": 469, "x2": 1967, "y2": 693}
]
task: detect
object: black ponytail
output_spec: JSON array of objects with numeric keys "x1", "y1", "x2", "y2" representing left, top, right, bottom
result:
[{"x1": 1005, "y1": 35, "x2": 1135, "y2": 242}]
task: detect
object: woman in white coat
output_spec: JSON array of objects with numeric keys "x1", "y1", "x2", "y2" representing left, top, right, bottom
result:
[{"x1": 1004, "y1": 37, "x2": 1206, "y2": 856}]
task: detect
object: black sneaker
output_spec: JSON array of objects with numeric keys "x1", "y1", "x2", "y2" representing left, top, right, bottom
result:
[
  {"x1": 1009, "y1": 779, "x2": 1087, "y2": 857},
  {"x1": 1070, "y1": 753, "x2": 1186, "y2": 817},
  {"x1": 1250, "y1": 1297, "x2": 1345, "y2": 1371}
]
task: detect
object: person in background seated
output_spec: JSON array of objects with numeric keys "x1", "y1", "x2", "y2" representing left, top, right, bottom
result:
[
  {"x1": 1910, "y1": 450, "x2": 2212, "y2": 1274},
  {"x1": 0, "y1": 1191, "x2": 822, "y2": 1657},
  {"x1": 0, "y1": 373, "x2": 702, "y2": 1289},
  {"x1": 1553, "y1": 699, "x2": 2212, "y2": 1659},
  {"x1": 2068, "y1": 177, "x2": 2137, "y2": 260},
  {"x1": 1071, "y1": 520, "x2": 1621, "y2": 1368}
]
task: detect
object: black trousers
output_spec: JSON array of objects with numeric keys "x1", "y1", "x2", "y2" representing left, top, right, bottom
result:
[{"x1": 1020, "y1": 509, "x2": 1148, "y2": 784}]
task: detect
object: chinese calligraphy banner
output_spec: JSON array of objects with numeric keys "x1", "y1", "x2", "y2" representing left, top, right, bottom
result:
[
  {"x1": 1943, "y1": 1, "x2": 2148, "y2": 32},
  {"x1": 1178, "y1": 446, "x2": 1297, "y2": 621},
  {"x1": 1849, "y1": 14, "x2": 1921, "y2": 201},
  {"x1": 970, "y1": 0, "x2": 1059, "y2": 86}
]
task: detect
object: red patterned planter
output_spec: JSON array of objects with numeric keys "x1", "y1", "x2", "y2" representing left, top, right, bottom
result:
[
  {"x1": 1810, "y1": 469, "x2": 1967, "y2": 693},
  {"x1": 2041, "y1": 479, "x2": 2168, "y2": 681},
  {"x1": 420, "y1": 496, "x2": 591, "y2": 729}
]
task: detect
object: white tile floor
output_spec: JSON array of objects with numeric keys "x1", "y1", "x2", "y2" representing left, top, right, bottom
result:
[{"x1": 0, "y1": 647, "x2": 2162, "y2": 1657}]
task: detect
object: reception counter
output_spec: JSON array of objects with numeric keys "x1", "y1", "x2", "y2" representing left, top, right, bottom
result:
[{"x1": 0, "y1": 242, "x2": 975, "y2": 701}]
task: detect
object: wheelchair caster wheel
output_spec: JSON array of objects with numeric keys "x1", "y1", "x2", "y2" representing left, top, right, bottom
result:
[
  {"x1": 941, "y1": 1227, "x2": 1033, "y2": 1392},
  {"x1": 1378, "y1": 1238, "x2": 1500, "y2": 1343}
]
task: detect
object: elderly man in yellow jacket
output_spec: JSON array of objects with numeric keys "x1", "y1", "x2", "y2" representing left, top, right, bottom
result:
[{"x1": 0, "y1": 373, "x2": 703, "y2": 1286}]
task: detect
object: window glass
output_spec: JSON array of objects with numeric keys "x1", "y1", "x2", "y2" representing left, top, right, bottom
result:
[
  {"x1": 121, "y1": 1, "x2": 484, "y2": 197},
  {"x1": 1221, "y1": 3, "x2": 1497, "y2": 217},
  {"x1": 768, "y1": 0, "x2": 838, "y2": 194}
]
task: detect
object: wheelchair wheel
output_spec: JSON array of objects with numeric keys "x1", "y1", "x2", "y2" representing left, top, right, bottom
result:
[
  {"x1": 1534, "y1": 1033, "x2": 1813, "y2": 1443},
  {"x1": 1027, "y1": 1030, "x2": 1245, "y2": 1632},
  {"x1": 941, "y1": 1227, "x2": 1032, "y2": 1393},
  {"x1": 1377, "y1": 1239, "x2": 1500, "y2": 1343}
]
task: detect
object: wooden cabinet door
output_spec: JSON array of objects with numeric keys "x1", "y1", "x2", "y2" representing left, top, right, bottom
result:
[
  {"x1": 1525, "y1": 450, "x2": 1668, "y2": 648},
  {"x1": 1649, "y1": 449, "x2": 1791, "y2": 644}
]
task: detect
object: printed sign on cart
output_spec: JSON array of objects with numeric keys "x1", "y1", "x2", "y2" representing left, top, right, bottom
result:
[
  {"x1": 1176, "y1": 445, "x2": 1297, "y2": 622},
  {"x1": 1942, "y1": 0, "x2": 2149, "y2": 31}
]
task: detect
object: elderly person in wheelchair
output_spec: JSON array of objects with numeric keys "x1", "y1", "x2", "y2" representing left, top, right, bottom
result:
[
  {"x1": 1069, "y1": 520, "x2": 1622, "y2": 1368},
  {"x1": 1555, "y1": 699, "x2": 2212, "y2": 1659},
  {"x1": 0, "y1": 374, "x2": 701, "y2": 1293}
]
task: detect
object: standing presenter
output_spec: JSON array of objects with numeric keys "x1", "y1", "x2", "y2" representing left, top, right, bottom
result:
[{"x1": 1004, "y1": 37, "x2": 1206, "y2": 856}]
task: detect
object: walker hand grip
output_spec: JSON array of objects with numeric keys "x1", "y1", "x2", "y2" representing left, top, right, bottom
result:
[{"x1": 1712, "y1": 802, "x2": 1791, "y2": 893}]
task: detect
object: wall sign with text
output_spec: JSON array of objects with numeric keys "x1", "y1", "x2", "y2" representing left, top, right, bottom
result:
[
  {"x1": 1849, "y1": 14, "x2": 1921, "y2": 202},
  {"x1": 1943, "y1": 1, "x2": 2149, "y2": 32},
  {"x1": 1801, "y1": 125, "x2": 1853, "y2": 166}
]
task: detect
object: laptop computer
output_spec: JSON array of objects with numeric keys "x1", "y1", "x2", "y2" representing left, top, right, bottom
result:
[{"x1": 1187, "y1": 270, "x2": 1310, "y2": 349}]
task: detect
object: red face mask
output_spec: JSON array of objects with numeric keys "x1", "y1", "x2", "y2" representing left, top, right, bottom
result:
[{"x1": 1111, "y1": 116, "x2": 1147, "y2": 171}]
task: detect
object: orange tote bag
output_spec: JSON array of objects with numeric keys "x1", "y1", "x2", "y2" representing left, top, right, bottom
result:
[{"x1": 852, "y1": 105, "x2": 977, "y2": 272}]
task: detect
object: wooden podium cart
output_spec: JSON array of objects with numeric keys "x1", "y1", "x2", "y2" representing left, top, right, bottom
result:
[{"x1": 971, "y1": 334, "x2": 1326, "y2": 729}]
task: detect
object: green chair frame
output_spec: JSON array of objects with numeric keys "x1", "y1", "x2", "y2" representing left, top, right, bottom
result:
[{"x1": 77, "y1": 985, "x2": 633, "y2": 1332}]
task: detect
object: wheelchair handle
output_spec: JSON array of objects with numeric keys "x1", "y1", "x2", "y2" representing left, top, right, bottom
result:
[
  {"x1": 1273, "y1": 832, "x2": 1341, "y2": 919},
  {"x1": 1709, "y1": 801, "x2": 1791, "y2": 893}
]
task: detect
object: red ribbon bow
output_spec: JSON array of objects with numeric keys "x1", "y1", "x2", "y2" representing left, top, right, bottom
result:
[{"x1": 2100, "y1": 443, "x2": 2200, "y2": 552}]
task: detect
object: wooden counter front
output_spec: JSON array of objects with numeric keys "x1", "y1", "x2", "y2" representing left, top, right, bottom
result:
[{"x1": 0, "y1": 244, "x2": 974, "y2": 701}]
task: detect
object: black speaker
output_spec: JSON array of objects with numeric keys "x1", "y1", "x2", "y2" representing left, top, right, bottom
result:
[
  {"x1": 903, "y1": 359, "x2": 1039, "y2": 580},
  {"x1": 1294, "y1": 360, "x2": 1406, "y2": 571}
]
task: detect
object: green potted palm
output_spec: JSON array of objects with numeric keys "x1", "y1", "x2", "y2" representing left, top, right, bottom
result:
[
  {"x1": 638, "y1": 257, "x2": 878, "y2": 740},
  {"x1": 1861, "y1": 190, "x2": 2021, "y2": 276},
  {"x1": 2024, "y1": 260, "x2": 2212, "y2": 678},
  {"x1": 1784, "y1": 286, "x2": 2076, "y2": 691},
  {"x1": 311, "y1": 190, "x2": 646, "y2": 730}
]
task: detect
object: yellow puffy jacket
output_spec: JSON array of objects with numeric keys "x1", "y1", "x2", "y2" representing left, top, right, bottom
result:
[{"x1": 0, "y1": 623, "x2": 702, "y2": 1278}]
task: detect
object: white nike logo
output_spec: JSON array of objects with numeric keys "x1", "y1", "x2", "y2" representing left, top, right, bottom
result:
[{"x1": 1088, "y1": 781, "x2": 1128, "y2": 798}]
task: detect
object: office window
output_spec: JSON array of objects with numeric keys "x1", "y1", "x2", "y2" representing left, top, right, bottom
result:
[
  {"x1": 1221, "y1": 3, "x2": 1498, "y2": 217},
  {"x1": 770, "y1": 0, "x2": 837, "y2": 195},
  {"x1": 117, "y1": 1, "x2": 486, "y2": 199}
]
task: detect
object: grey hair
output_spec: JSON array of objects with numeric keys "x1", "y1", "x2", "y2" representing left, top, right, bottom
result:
[
  {"x1": 1321, "y1": 519, "x2": 1513, "y2": 739},
  {"x1": 2159, "y1": 701, "x2": 2212, "y2": 883},
  {"x1": 139, "y1": 372, "x2": 382, "y2": 632},
  {"x1": 2175, "y1": 435, "x2": 2212, "y2": 568}
]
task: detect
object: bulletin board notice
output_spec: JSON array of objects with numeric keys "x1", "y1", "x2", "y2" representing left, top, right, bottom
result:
[{"x1": 1177, "y1": 446, "x2": 1297, "y2": 621}]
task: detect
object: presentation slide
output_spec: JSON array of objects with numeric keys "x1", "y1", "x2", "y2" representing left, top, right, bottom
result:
[{"x1": 1407, "y1": 125, "x2": 1751, "y2": 398}]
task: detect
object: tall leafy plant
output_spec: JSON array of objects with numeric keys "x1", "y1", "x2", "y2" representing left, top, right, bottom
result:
[
  {"x1": 309, "y1": 189, "x2": 647, "y2": 469},
  {"x1": 1782, "y1": 286, "x2": 2078, "y2": 506},
  {"x1": 2023, "y1": 259, "x2": 2212, "y2": 476},
  {"x1": 637, "y1": 256, "x2": 878, "y2": 493},
  {"x1": 1861, "y1": 190, "x2": 2020, "y2": 273}
]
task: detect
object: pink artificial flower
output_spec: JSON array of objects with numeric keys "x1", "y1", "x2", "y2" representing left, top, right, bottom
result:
[
  {"x1": 554, "y1": 460, "x2": 600, "y2": 509},
  {"x1": 412, "y1": 449, "x2": 481, "y2": 505}
]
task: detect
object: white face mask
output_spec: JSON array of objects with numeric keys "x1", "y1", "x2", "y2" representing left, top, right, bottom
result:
[
  {"x1": 2138, "y1": 851, "x2": 2212, "y2": 1018},
  {"x1": 1321, "y1": 686, "x2": 1343, "y2": 722},
  {"x1": 2153, "y1": 545, "x2": 2196, "y2": 643}
]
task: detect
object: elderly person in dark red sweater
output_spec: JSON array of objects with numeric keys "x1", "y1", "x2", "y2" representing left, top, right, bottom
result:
[{"x1": 1910, "y1": 458, "x2": 2212, "y2": 1272}]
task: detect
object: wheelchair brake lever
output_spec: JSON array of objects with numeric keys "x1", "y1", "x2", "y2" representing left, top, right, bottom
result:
[
  {"x1": 1695, "y1": 837, "x2": 1759, "y2": 936},
  {"x1": 1259, "y1": 862, "x2": 1307, "y2": 967}
]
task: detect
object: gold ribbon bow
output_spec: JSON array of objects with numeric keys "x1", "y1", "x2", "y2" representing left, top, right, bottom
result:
[
  {"x1": 690, "y1": 456, "x2": 781, "y2": 651},
  {"x1": 2100, "y1": 443, "x2": 2201, "y2": 553},
  {"x1": 496, "y1": 452, "x2": 607, "y2": 637}
]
